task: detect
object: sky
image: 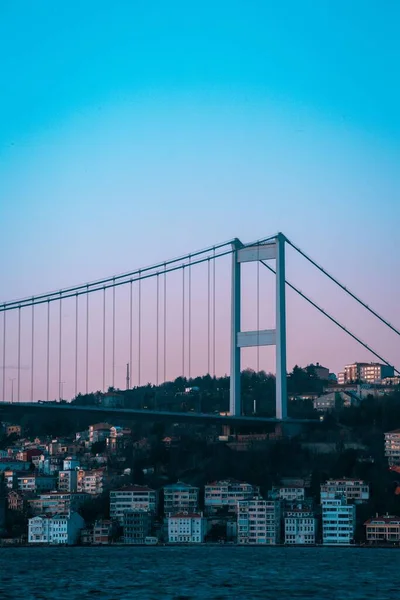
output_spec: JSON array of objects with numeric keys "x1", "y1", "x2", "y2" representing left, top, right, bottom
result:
[{"x1": 0, "y1": 1, "x2": 399, "y2": 400}]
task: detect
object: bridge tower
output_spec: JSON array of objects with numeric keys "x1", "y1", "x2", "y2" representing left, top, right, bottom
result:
[{"x1": 230, "y1": 233, "x2": 287, "y2": 420}]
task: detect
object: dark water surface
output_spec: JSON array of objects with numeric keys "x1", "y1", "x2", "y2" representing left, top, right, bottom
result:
[{"x1": 1, "y1": 546, "x2": 399, "y2": 599}]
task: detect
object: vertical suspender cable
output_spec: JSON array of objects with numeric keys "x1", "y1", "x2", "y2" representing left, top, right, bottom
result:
[
  {"x1": 182, "y1": 266, "x2": 185, "y2": 378},
  {"x1": 163, "y1": 264, "x2": 167, "y2": 383},
  {"x1": 207, "y1": 259, "x2": 211, "y2": 375},
  {"x1": 112, "y1": 280, "x2": 116, "y2": 389},
  {"x1": 86, "y1": 288, "x2": 89, "y2": 394},
  {"x1": 212, "y1": 247, "x2": 216, "y2": 378},
  {"x1": 75, "y1": 294, "x2": 78, "y2": 398},
  {"x1": 2, "y1": 309, "x2": 5, "y2": 401},
  {"x1": 46, "y1": 301, "x2": 50, "y2": 401},
  {"x1": 138, "y1": 270, "x2": 141, "y2": 387},
  {"x1": 257, "y1": 248, "x2": 260, "y2": 373},
  {"x1": 156, "y1": 273, "x2": 160, "y2": 385},
  {"x1": 103, "y1": 287, "x2": 106, "y2": 392},
  {"x1": 31, "y1": 303, "x2": 34, "y2": 402},
  {"x1": 58, "y1": 294, "x2": 62, "y2": 401},
  {"x1": 129, "y1": 280, "x2": 133, "y2": 389},
  {"x1": 17, "y1": 307, "x2": 21, "y2": 403},
  {"x1": 188, "y1": 255, "x2": 191, "y2": 380}
]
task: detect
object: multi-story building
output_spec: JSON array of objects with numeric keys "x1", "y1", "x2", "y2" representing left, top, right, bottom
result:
[
  {"x1": 107, "y1": 426, "x2": 131, "y2": 453},
  {"x1": 322, "y1": 496, "x2": 356, "y2": 545},
  {"x1": 93, "y1": 520, "x2": 115, "y2": 544},
  {"x1": 89, "y1": 423, "x2": 113, "y2": 445},
  {"x1": 63, "y1": 457, "x2": 80, "y2": 471},
  {"x1": 204, "y1": 479, "x2": 259, "y2": 514},
  {"x1": 163, "y1": 482, "x2": 199, "y2": 516},
  {"x1": 37, "y1": 456, "x2": 62, "y2": 475},
  {"x1": 341, "y1": 363, "x2": 394, "y2": 384},
  {"x1": 168, "y1": 512, "x2": 206, "y2": 543},
  {"x1": 307, "y1": 363, "x2": 330, "y2": 380},
  {"x1": 385, "y1": 430, "x2": 400, "y2": 466},
  {"x1": 6, "y1": 424, "x2": 21, "y2": 437},
  {"x1": 123, "y1": 510, "x2": 152, "y2": 544},
  {"x1": 284, "y1": 509, "x2": 317, "y2": 544},
  {"x1": 110, "y1": 486, "x2": 158, "y2": 524},
  {"x1": 237, "y1": 497, "x2": 281, "y2": 545},
  {"x1": 28, "y1": 512, "x2": 84, "y2": 544},
  {"x1": 269, "y1": 486, "x2": 305, "y2": 503},
  {"x1": 0, "y1": 459, "x2": 30, "y2": 473},
  {"x1": 28, "y1": 492, "x2": 89, "y2": 516},
  {"x1": 364, "y1": 515, "x2": 400, "y2": 544},
  {"x1": 58, "y1": 470, "x2": 78, "y2": 493},
  {"x1": 7, "y1": 490, "x2": 29, "y2": 511},
  {"x1": 77, "y1": 469, "x2": 107, "y2": 495},
  {"x1": 17, "y1": 474, "x2": 57, "y2": 493},
  {"x1": 320, "y1": 479, "x2": 369, "y2": 504}
]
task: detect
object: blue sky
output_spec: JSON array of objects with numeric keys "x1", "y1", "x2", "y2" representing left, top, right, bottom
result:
[{"x1": 0, "y1": 1, "x2": 399, "y2": 396}]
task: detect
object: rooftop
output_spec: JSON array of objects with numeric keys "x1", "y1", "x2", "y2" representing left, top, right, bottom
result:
[
  {"x1": 364, "y1": 515, "x2": 400, "y2": 525},
  {"x1": 112, "y1": 485, "x2": 155, "y2": 493},
  {"x1": 169, "y1": 512, "x2": 202, "y2": 519}
]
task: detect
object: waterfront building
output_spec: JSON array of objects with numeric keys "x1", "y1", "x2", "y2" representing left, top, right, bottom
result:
[
  {"x1": 123, "y1": 510, "x2": 152, "y2": 544},
  {"x1": 163, "y1": 482, "x2": 199, "y2": 516},
  {"x1": 110, "y1": 485, "x2": 158, "y2": 524},
  {"x1": 321, "y1": 496, "x2": 355, "y2": 545},
  {"x1": 28, "y1": 512, "x2": 84, "y2": 544},
  {"x1": 320, "y1": 479, "x2": 369, "y2": 504},
  {"x1": 204, "y1": 479, "x2": 259, "y2": 514},
  {"x1": 364, "y1": 515, "x2": 400, "y2": 544},
  {"x1": 237, "y1": 497, "x2": 281, "y2": 545},
  {"x1": 167, "y1": 512, "x2": 206, "y2": 543},
  {"x1": 284, "y1": 509, "x2": 317, "y2": 544}
]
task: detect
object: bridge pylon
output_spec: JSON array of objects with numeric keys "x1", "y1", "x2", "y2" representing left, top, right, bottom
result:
[{"x1": 229, "y1": 233, "x2": 287, "y2": 420}]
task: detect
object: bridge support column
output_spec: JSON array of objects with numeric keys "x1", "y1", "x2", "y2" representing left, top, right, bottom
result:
[
  {"x1": 275, "y1": 233, "x2": 287, "y2": 420},
  {"x1": 230, "y1": 240, "x2": 241, "y2": 416}
]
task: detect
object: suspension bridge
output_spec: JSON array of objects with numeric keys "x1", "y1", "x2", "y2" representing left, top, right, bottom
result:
[{"x1": 0, "y1": 232, "x2": 398, "y2": 426}]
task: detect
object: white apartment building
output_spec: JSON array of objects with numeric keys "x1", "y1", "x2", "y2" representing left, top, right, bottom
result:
[
  {"x1": 237, "y1": 497, "x2": 281, "y2": 545},
  {"x1": 322, "y1": 496, "x2": 356, "y2": 545},
  {"x1": 385, "y1": 430, "x2": 400, "y2": 466},
  {"x1": 58, "y1": 470, "x2": 78, "y2": 493},
  {"x1": 321, "y1": 479, "x2": 369, "y2": 504},
  {"x1": 168, "y1": 512, "x2": 206, "y2": 543},
  {"x1": 284, "y1": 510, "x2": 317, "y2": 544},
  {"x1": 110, "y1": 486, "x2": 158, "y2": 524},
  {"x1": 28, "y1": 512, "x2": 84, "y2": 544},
  {"x1": 270, "y1": 486, "x2": 305, "y2": 503},
  {"x1": 205, "y1": 479, "x2": 259, "y2": 514},
  {"x1": 77, "y1": 469, "x2": 106, "y2": 495},
  {"x1": 163, "y1": 482, "x2": 199, "y2": 516}
]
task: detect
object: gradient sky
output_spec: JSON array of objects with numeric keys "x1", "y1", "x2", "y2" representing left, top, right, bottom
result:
[{"x1": 0, "y1": 1, "x2": 399, "y2": 399}]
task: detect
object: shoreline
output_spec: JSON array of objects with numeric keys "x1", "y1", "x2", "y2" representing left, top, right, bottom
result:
[{"x1": 1, "y1": 542, "x2": 399, "y2": 549}]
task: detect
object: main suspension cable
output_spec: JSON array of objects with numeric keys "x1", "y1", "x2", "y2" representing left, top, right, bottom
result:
[
  {"x1": 286, "y1": 236, "x2": 400, "y2": 338},
  {"x1": 261, "y1": 260, "x2": 400, "y2": 376}
]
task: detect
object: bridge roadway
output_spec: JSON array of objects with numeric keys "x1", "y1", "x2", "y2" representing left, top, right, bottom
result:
[{"x1": 0, "y1": 402, "x2": 316, "y2": 427}]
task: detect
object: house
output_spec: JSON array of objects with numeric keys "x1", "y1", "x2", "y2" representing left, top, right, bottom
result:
[
  {"x1": 77, "y1": 469, "x2": 108, "y2": 495},
  {"x1": 321, "y1": 496, "x2": 355, "y2": 545},
  {"x1": 168, "y1": 512, "x2": 206, "y2": 543},
  {"x1": 58, "y1": 470, "x2": 78, "y2": 493},
  {"x1": 385, "y1": 430, "x2": 400, "y2": 466},
  {"x1": 89, "y1": 423, "x2": 113, "y2": 445},
  {"x1": 28, "y1": 512, "x2": 85, "y2": 544},
  {"x1": 237, "y1": 497, "x2": 281, "y2": 545},
  {"x1": 110, "y1": 486, "x2": 158, "y2": 524},
  {"x1": 204, "y1": 479, "x2": 259, "y2": 514},
  {"x1": 364, "y1": 515, "x2": 400, "y2": 544},
  {"x1": 284, "y1": 509, "x2": 317, "y2": 544},
  {"x1": 320, "y1": 478, "x2": 369, "y2": 504},
  {"x1": 123, "y1": 510, "x2": 152, "y2": 544},
  {"x1": 269, "y1": 485, "x2": 305, "y2": 503},
  {"x1": 163, "y1": 482, "x2": 199, "y2": 516},
  {"x1": 28, "y1": 492, "x2": 89, "y2": 515},
  {"x1": 17, "y1": 474, "x2": 57, "y2": 493}
]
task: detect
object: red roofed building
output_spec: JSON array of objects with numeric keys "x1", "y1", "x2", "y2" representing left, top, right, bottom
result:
[
  {"x1": 168, "y1": 511, "x2": 206, "y2": 543},
  {"x1": 365, "y1": 515, "x2": 400, "y2": 544}
]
